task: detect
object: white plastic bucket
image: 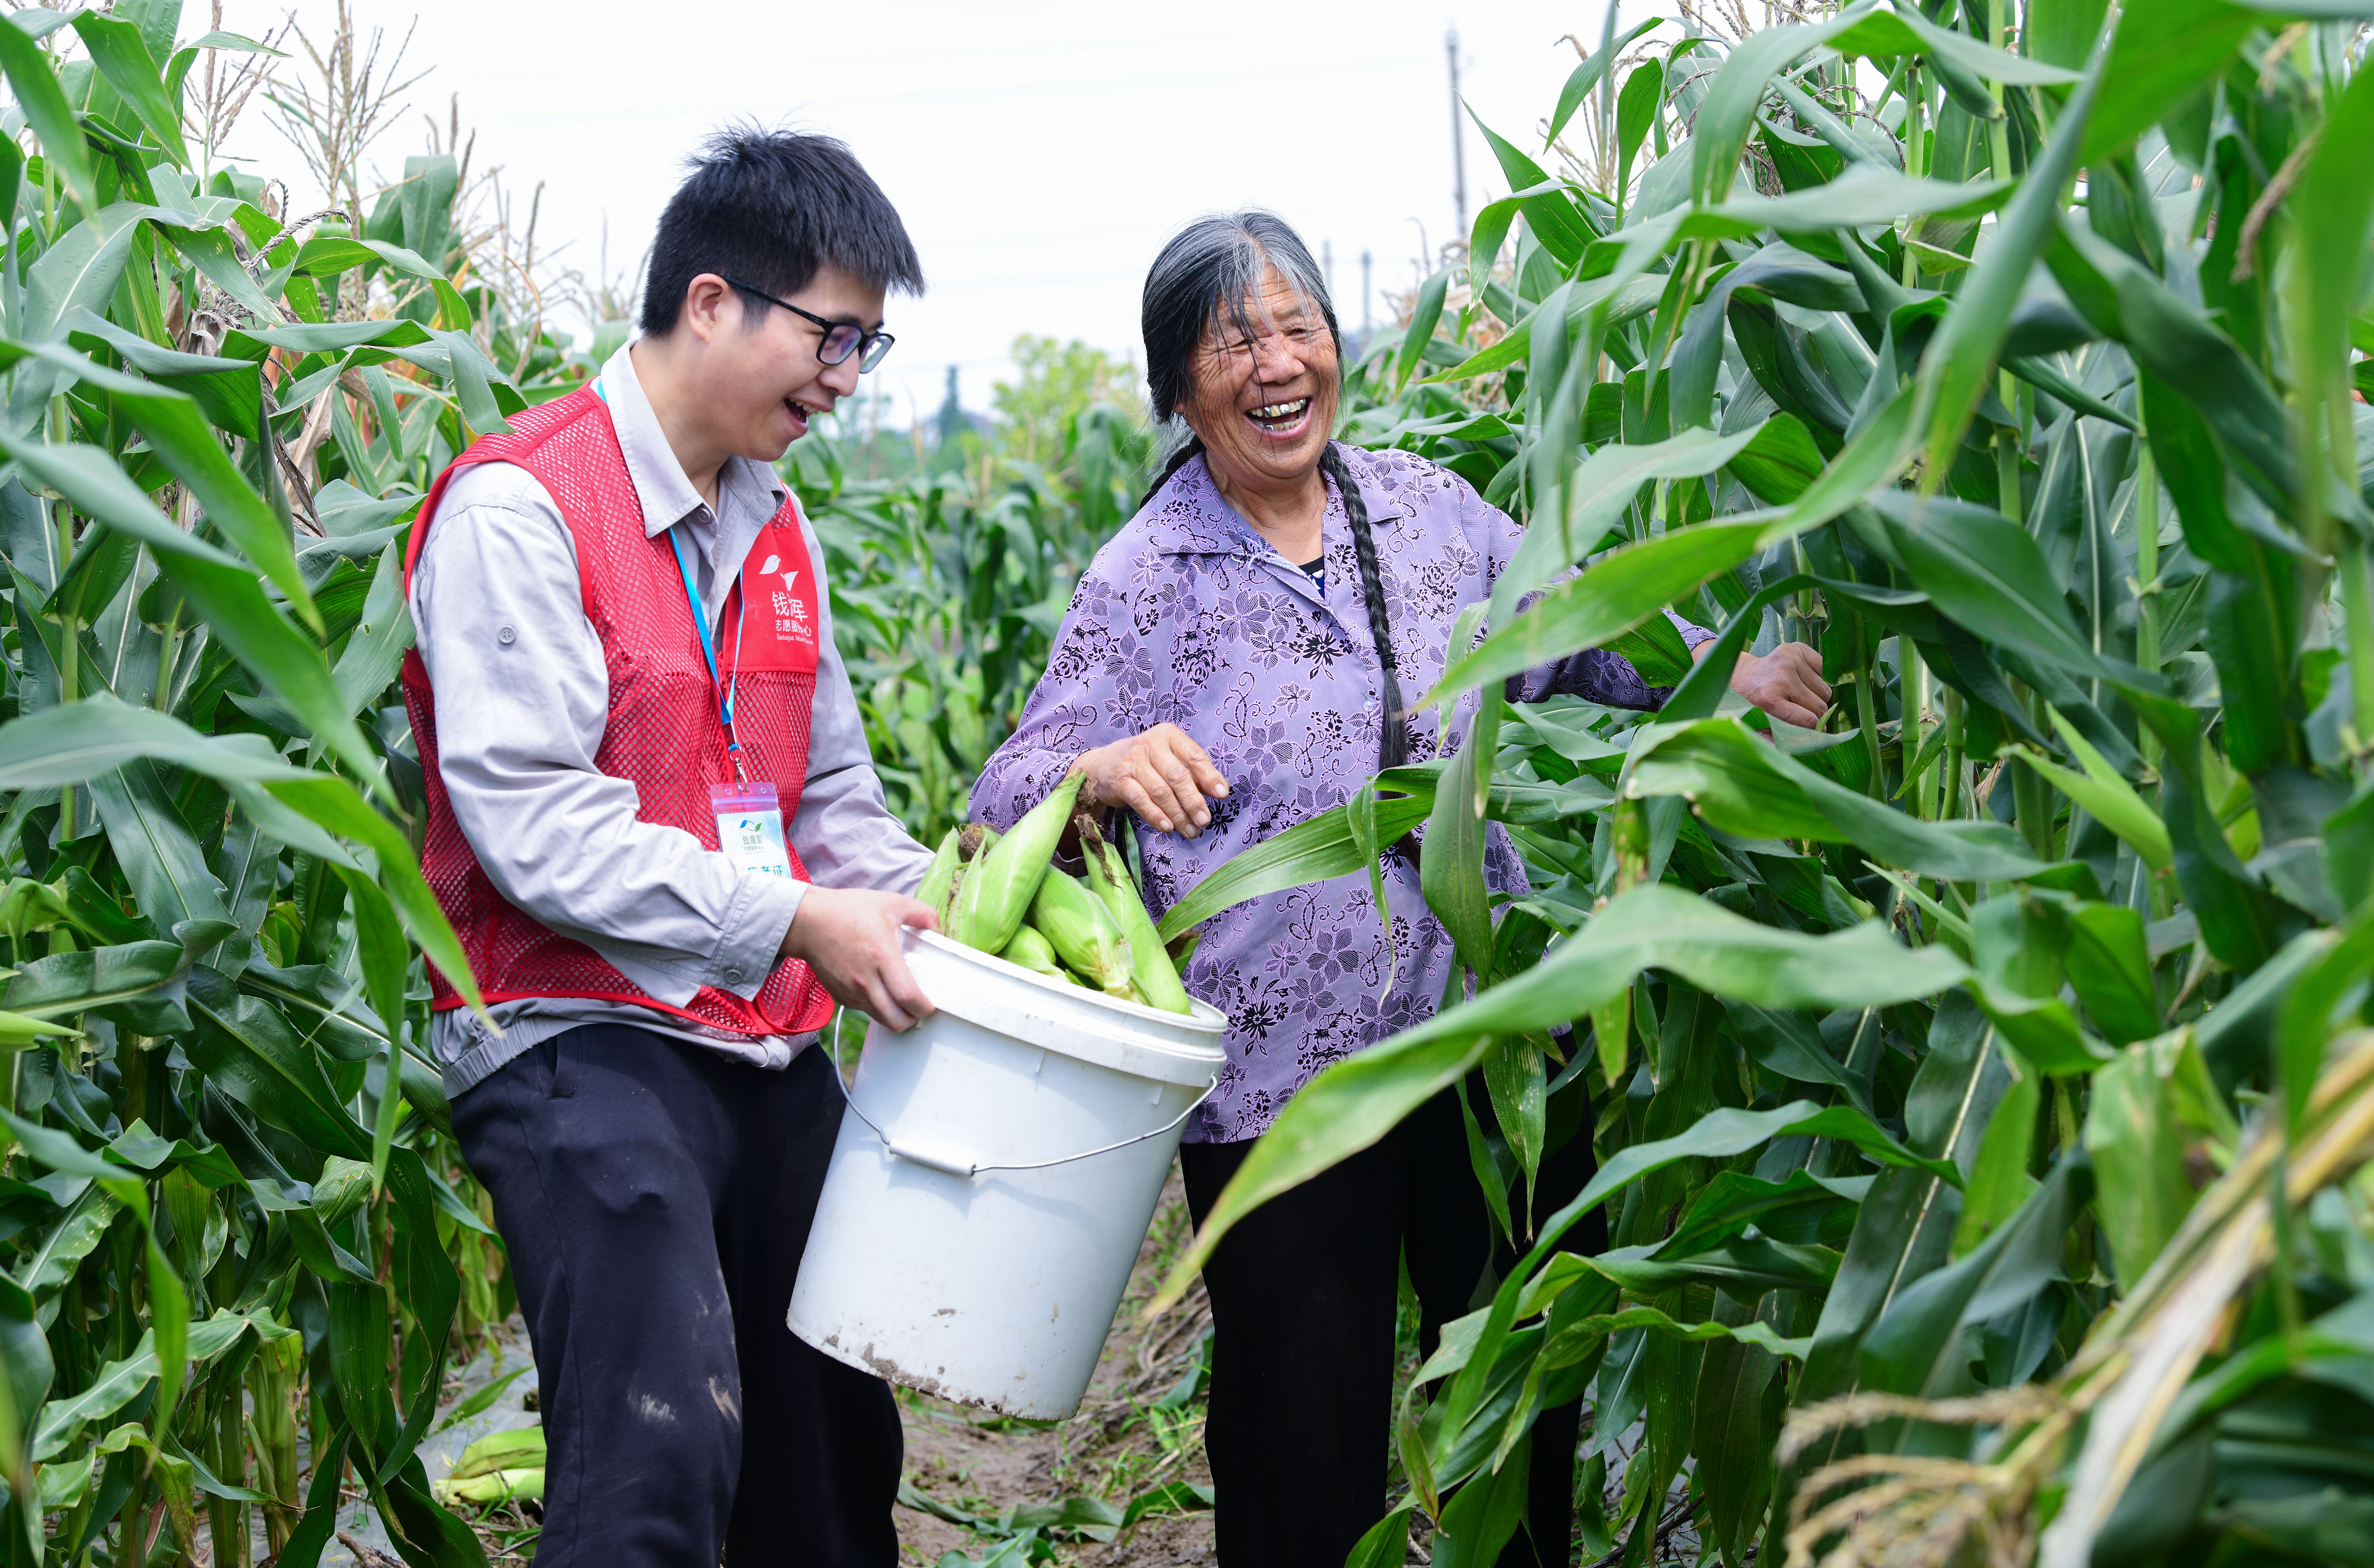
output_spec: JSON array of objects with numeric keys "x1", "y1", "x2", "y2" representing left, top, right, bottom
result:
[{"x1": 789, "y1": 927, "x2": 1227, "y2": 1418}]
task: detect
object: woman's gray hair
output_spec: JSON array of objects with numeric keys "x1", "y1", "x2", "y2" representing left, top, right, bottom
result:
[{"x1": 1140, "y1": 210, "x2": 1341, "y2": 440}]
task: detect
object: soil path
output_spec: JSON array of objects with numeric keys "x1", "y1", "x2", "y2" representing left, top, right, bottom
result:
[{"x1": 895, "y1": 1167, "x2": 1217, "y2": 1567}]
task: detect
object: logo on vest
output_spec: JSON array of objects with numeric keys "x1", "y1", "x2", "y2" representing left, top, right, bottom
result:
[{"x1": 755, "y1": 551, "x2": 813, "y2": 643}]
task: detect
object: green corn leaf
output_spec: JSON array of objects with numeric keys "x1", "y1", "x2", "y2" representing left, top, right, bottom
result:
[
  {"x1": 1952, "y1": 1067, "x2": 2041, "y2": 1258},
  {"x1": 1918, "y1": 22, "x2": 2107, "y2": 478},
  {"x1": 1882, "y1": 496, "x2": 2121, "y2": 683},
  {"x1": 100, "y1": 373, "x2": 322, "y2": 632},
  {"x1": 1155, "y1": 886, "x2": 1966, "y2": 1309},
  {"x1": 183, "y1": 968, "x2": 373, "y2": 1162},
  {"x1": 1624, "y1": 717, "x2": 2052, "y2": 879},
  {"x1": 1616, "y1": 57, "x2": 1668, "y2": 199},
  {"x1": 0, "y1": 436, "x2": 382, "y2": 783},
  {"x1": 17, "y1": 1184, "x2": 123, "y2": 1297},
  {"x1": 1693, "y1": 1294, "x2": 1782, "y2": 1568},
  {"x1": 70, "y1": 12, "x2": 188, "y2": 166},
  {"x1": 2081, "y1": 0, "x2": 2257, "y2": 165},
  {"x1": 0, "y1": 694, "x2": 311, "y2": 789},
  {"x1": 332, "y1": 542, "x2": 415, "y2": 717},
  {"x1": 1796, "y1": 994, "x2": 2008, "y2": 1407},
  {"x1": 256, "y1": 775, "x2": 483, "y2": 1013},
  {"x1": 85, "y1": 759, "x2": 230, "y2": 937},
  {"x1": 1467, "y1": 114, "x2": 1593, "y2": 267},
  {"x1": 1422, "y1": 689, "x2": 1500, "y2": 975},
  {"x1": 21, "y1": 203, "x2": 144, "y2": 346},
  {"x1": 2084, "y1": 1047, "x2": 2198, "y2": 1287},
  {"x1": 1156, "y1": 792, "x2": 1433, "y2": 940},
  {"x1": 27, "y1": 1313, "x2": 278, "y2": 1462},
  {"x1": 1690, "y1": 4, "x2": 1875, "y2": 208},
  {"x1": 1854, "y1": 1160, "x2": 2083, "y2": 1398},
  {"x1": 0, "y1": 14, "x2": 97, "y2": 212},
  {"x1": 1546, "y1": 16, "x2": 1664, "y2": 143},
  {"x1": 1395, "y1": 268, "x2": 1453, "y2": 392},
  {"x1": 1490, "y1": 422, "x2": 1770, "y2": 628},
  {"x1": 1999, "y1": 742, "x2": 2170, "y2": 871}
]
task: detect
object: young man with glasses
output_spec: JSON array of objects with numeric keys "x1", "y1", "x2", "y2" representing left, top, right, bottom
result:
[{"x1": 401, "y1": 129, "x2": 935, "y2": 1566}]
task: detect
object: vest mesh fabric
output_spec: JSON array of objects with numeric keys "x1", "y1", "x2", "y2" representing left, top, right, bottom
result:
[{"x1": 398, "y1": 384, "x2": 835, "y2": 1037}]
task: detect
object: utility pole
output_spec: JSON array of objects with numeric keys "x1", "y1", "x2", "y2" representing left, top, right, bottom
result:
[
  {"x1": 1446, "y1": 27, "x2": 1467, "y2": 241},
  {"x1": 1360, "y1": 250, "x2": 1373, "y2": 333}
]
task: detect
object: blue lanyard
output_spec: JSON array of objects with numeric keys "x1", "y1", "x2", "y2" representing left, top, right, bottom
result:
[{"x1": 667, "y1": 526, "x2": 749, "y2": 777}]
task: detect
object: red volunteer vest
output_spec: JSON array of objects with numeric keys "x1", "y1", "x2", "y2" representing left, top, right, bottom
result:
[{"x1": 398, "y1": 384, "x2": 836, "y2": 1037}]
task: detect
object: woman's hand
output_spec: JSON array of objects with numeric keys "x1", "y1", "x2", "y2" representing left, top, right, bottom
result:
[
  {"x1": 1070, "y1": 724, "x2": 1231, "y2": 838},
  {"x1": 1704, "y1": 640, "x2": 1831, "y2": 729}
]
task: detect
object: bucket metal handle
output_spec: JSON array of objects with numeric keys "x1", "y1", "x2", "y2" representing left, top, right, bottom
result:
[{"x1": 824, "y1": 1024, "x2": 1215, "y2": 1180}]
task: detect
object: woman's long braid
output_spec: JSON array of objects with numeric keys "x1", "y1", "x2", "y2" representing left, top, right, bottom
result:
[
  {"x1": 1322, "y1": 444, "x2": 1407, "y2": 772},
  {"x1": 1142, "y1": 435, "x2": 1208, "y2": 508}
]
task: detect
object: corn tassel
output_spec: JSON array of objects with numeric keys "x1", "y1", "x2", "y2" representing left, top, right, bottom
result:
[
  {"x1": 1075, "y1": 814, "x2": 1192, "y2": 1014},
  {"x1": 1029, "y1": 870, "x2": 1136, "y2": 996},
  {"x1": 966, "y1": 776, "x2": 1084, "y2": 953}
]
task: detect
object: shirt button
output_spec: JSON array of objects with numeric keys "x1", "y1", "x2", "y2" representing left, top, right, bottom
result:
[
  {"x1": 497, "y1": 625, "x2": 517, "y2": 646},
  {"x1": 1364, "y1": 694, "x2": 1377, "y2": 710},
  {"x1": 722, "y1": 965, "x2": 745, "y2": 984}
]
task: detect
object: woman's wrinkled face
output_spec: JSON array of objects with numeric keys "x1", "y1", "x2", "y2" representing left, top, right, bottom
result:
[{"x1": 1177, "y1": 266, "x2": 1339, "y2": 491}]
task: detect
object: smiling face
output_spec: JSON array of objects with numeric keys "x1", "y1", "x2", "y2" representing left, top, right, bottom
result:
[
  {"x1": 686, "y1": 263, "x2": 886, "y2": 460},
  {"x1": 1176, "y1": 265, "x2": 1340, "y2": 496}
]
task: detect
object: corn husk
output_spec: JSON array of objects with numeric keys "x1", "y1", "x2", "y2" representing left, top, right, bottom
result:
[
  {"x1": 1075, "y1": 814, "x2": 1192, "y2": 1014},
  {"x1": 915, "y1": 827, "x2": 960, "y2": 905},
  {"x1": 941, "y1": 822, "x2": 1001, "y2": 946},
  {"x1": 998, "y1": 923, "x2": 1068, "y2": 982},
  {"x1": 448, "y1": 1425, "x2": 544, "y2": 1480},
  {"x1": 966, "y1": 776, "x2": 1084, "y2": 953},
  {"x1": 1029, "y1": 870, "x2": 1136, "y2": 997},
  {"x1": 435, "y1": 1466, "x2": 545, "y2": 1506}
]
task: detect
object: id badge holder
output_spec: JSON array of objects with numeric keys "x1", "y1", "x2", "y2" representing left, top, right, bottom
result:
[{"x1": 711, "y1": 782, "x2": 792, "y2": 878}]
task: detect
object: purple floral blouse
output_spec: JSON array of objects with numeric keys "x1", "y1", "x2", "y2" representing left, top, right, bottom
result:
[{"x1": 970, "y1": 444, "x2": 1708, "y2": 1142}]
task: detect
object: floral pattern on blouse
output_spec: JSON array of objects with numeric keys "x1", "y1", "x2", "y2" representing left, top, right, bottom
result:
[{"x1": 970, "y1": 444, "x2": 1707, "y2": 1142}]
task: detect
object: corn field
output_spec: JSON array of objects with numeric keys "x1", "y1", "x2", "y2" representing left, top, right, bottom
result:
[
  {"x1": 3, "y1": 0, "x2": 2374, "y2": 1566},
  {"x1": 1146, "y1": 1, "x2": 2374, "y2": 1564}
]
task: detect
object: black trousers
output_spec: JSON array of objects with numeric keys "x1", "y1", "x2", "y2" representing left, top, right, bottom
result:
[
  {"x1": 1181, "y1": 1081, "x2": 1605, "y2": 1568},
  {"x1": 452, "y1": 1024, "x2": 901, "y2": 1567}
]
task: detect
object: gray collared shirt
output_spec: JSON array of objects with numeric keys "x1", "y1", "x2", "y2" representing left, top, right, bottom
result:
[{"x1": 409, "y1": 341, "x2": 934, "y2": 1096}]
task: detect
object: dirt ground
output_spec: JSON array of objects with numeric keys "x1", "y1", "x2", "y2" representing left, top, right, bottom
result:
[
  {"x1": 894, "y1": 1167, "x2": 1219, "y2": 1567},
  {"x1": 425, "y1": 1163, "x2": 1687, "y2": 1567}
]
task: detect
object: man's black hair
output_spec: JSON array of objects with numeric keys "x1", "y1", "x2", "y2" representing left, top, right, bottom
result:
[{"x1": 640, "y1": 125, "x2": 924, "y2": 336}]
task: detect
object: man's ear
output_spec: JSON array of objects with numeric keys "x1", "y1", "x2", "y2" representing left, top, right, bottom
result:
[{"x1": 681, "y1": 273, "x2": 734, "y2": 342}]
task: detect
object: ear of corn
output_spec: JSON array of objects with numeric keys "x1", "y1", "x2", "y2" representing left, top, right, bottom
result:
[
  {"x1": 448, "y1": 1425, "x2": 545, "y2": 1480},
  {"x1": 435, "y1": 1425, "x2": 548, "y2": 1503},
  {"x1": 1075, "y1": 813, "x2": 1193, "y2": 1015},
  {"x1": 1029, "y1": 869, "x2": 1137, "y2": 997},
  {"x1": 942, "y1": 822, "x2": 1002, "y2": 945},
  {"x1": 968, "y1": 774, "x2": 1085, "y2": 952},
  {"x1": 998, "y1": 923, "x2": 1069, "y2": 981},
  {"x1": 915, "y1": 827, "x2": 960, "y2": 905},
  {"x1": 434, "y1": 1467, "x2": 546, "y2": 1505}
]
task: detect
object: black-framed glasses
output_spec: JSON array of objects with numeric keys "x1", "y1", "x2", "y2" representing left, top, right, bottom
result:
[{"x1": 722, "y1": 275, "x2": 895, "y2": 372}]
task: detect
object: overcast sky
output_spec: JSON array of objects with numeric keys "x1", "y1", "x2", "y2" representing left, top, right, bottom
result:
[{"x1": 215, "y1": 0, "x2": 1628, "y2": 426}]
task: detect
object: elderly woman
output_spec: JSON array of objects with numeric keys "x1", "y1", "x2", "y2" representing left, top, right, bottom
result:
[{"x1": 970, "y1": 213, "x2": 1827, "y2": 1567}]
